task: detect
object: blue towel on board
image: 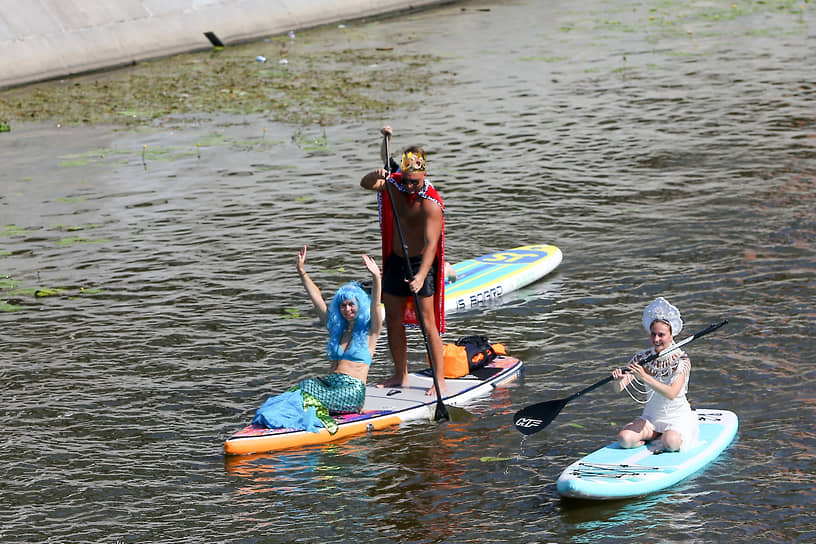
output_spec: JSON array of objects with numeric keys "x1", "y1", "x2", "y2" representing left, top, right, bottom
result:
[{"x1": 251, "y1": 390, "x2": 324, "y2": 433}]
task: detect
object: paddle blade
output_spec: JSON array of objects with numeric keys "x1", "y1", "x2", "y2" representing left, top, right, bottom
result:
[
  {"x1": 427, "y1": 402, "x2": 472, "y2": 423},
  {"x1": 446, "y1": 404, "x2": 477, "y2": 423},
  {"x1": 434, "y1": 401, "x2": 450, "y2": 422},
  {"x1": 513, "y1": 397, "x2": 569, "y2": 435}
]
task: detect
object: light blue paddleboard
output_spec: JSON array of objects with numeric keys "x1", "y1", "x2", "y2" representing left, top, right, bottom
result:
[
  {"x1": 444, "y1": 244, "x2": 562, "y2": 314},
  {"x1": 557, "y1": 408, "x2": 738, "y2": 500}
]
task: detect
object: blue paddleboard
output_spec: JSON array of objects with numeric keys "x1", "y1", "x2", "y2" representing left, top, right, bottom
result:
[
  {"x1": 444, "y1": 244, "x2": 562, "y2": 314},
  {"x1": 557, "y1": 408, "x2": 738, "y2": 500}
]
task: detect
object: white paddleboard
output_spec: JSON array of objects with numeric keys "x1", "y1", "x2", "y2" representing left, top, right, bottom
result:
[{"x1": 224, "y1": 355, "x2": 523, "y2": 455}]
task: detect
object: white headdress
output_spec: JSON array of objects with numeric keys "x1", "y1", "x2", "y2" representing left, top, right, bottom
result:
[{"x1": 642, "y1": 297, "x2": 683, "y2": 335}]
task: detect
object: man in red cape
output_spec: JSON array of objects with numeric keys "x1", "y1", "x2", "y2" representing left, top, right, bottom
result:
[{"x1": 360, "y1": 127, "x2": 446, "y2": 396}]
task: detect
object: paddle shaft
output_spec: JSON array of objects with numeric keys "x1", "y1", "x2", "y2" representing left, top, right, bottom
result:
[
  {"x1": 513, "y1": 320, "x2": 728, "y2": 435},
  {"x1": 568, "y1": 320, "x2": 728, "y2": 403},
  {"x1": 382, "y1": 135, "x2": 449, "y2": 422}
]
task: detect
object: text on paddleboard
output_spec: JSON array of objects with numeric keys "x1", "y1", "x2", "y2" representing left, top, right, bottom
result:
[{"x1": 454, "y1": 285, "x2": 504, "y2": 312}]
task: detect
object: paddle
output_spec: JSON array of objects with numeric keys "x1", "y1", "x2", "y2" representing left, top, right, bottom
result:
[
  {"x1": 513, "y1": 320, "x2": 728, "y2": 435},
  {"x1": 382, "y1": 133, "x2": 450, "y2": 422}
]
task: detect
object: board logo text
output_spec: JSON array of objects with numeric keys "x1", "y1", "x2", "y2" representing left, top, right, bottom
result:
[{"x1": 515, "y1": 418, "x2": 543, "y2": 428}]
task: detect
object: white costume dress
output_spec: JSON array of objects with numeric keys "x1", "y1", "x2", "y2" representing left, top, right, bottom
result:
[{"x1": 630, "y1": 345, "x2": 699, "y2": 449}]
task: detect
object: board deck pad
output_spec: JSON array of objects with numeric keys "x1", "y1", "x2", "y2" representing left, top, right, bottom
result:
[
  {"x1": 556, "y1": 409, "x2": 738, "y2": 500},
  {"x1": 224, "y1": 356, "x2": 524, "y2": 456}
]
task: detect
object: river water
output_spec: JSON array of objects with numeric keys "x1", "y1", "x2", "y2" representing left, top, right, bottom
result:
[{"x1": 2, "y1": 0, "x2": 814, "y2": 542}]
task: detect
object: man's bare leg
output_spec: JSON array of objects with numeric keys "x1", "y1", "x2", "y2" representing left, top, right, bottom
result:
[
  {"x1": 418, "y1": 294, "x2": 446, "y2": 396},
  {"x1": 377, "y1": 293, "x2": 410, "y2": 388}
]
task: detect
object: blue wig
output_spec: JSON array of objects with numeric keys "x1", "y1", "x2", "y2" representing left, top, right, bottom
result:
[{"x1": 326, "y1": 282, "x2": 371, "y2": 359}]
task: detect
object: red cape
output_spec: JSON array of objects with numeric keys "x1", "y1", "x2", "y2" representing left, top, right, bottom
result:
[{"x1": 378, "y1": 174, "x2": 445, "y2": 334}]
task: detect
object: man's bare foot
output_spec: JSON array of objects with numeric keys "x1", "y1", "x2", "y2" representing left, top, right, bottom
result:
[
  {"x1": 425, "y1": 385, "x2": 447, "y2": 397},
  {"x1": 377, "y1": 374, "x2": 409, "y2": 388}
]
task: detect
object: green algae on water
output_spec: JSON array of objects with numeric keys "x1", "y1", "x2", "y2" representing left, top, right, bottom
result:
[
  {"x1": 0, "y1": 25, "x2": 444, "y2": 127},
  {"x1": 2, "y1": 272, "x2": 104, "y2": 304},
  {"x1": 0, "y1": 300, "x2": 24, "y2": 312},
  {"x1": 2, "y1": 225, "x2": 32, "y2": 237},
  {"x1": 282, "y1": 308, "x2": 305, "y2": 319}
]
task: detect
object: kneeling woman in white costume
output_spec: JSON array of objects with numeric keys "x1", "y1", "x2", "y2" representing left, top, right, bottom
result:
[{"x1": 611, "y1": 297, "x2": 699, "y2": 452}]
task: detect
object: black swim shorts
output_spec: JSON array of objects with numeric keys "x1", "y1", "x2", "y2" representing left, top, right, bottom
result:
[{"x1": 383, "y1": 252, "x2": 437, "y2": 297}]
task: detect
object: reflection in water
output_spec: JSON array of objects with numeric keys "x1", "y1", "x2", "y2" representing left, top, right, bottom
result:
[
  {"x1": 560, "y1": 492, "x2": 695, "y2": 543},
  {"x1": 223, "y1": 435, "x2": 397, "y2": 486},
  {"x1": 364, "y1": 423, "x2": 494, "y2": 543}
]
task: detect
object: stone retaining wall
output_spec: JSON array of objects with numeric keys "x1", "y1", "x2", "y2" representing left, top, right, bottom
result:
[{"x1": 0, "y1": 0, "x2": 448, "y2": 89}]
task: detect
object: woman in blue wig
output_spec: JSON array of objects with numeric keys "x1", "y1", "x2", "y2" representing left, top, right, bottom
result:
[
  {"x1": 254, "y1": 246, "x2": 381, "y2": 431},
  {"x1": 294, "y1": 245, "x2": 382, "y2": 413}
]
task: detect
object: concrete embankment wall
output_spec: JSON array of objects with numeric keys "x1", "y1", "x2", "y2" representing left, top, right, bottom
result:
[{"x1": 0, "y1": 0, "x2": 448, "y2": 89}]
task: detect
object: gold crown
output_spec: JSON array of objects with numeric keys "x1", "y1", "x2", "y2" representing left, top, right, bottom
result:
[{"x1": 400, "y1": 151, "x2": 426, "y2": 172}]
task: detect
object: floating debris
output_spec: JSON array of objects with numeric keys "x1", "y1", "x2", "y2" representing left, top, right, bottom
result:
[
  {"x1": 204, "y1": 31, "x2": 225, "y2": 48},
  {"x1": 480, "y1": 456, "x2": 511, "y2": 463}
]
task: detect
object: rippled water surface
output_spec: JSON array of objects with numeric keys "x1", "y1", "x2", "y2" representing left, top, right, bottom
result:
[{"x1": 2, "y1": 0, "x2": 814, "y2": 542}]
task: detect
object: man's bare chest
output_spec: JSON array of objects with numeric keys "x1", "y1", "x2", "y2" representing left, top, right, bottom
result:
[{"x1": 394, "y1": 197, "x2": 426, "y2": 221}]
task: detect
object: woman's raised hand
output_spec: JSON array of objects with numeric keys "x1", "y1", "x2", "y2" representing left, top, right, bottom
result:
[
  {"x1": 297, "y1": 245, "x2": 308, "y2": 275},
  {"x1": 361, "y1": 254, "x2": 380, "y2": 277}
]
